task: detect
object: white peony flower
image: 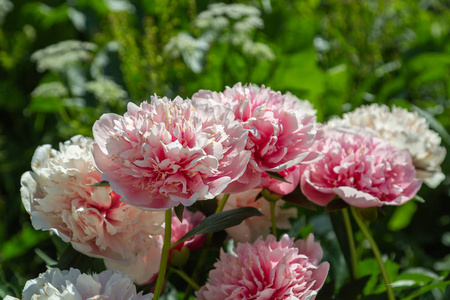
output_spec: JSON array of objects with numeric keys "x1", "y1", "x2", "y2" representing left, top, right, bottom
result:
[
  {"x1": 20, "y1": 135, "x2": 165, "y2": 271},
  {"x1": 4, "y1": 268, "x2": 153, "y2": 300},
  {"x1": 327, "y1": 104, "x2": 446, "y2": 188}
]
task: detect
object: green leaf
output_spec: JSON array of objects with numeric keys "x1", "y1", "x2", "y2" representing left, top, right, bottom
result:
[
  {"x1": 282, "y1": 186, "x2": 317, "y2": 211},
  {"x1": 356, "y1": 207, "x2": 378, "y2": 222},
  {"x1": 329, "y1": 211, "x2": 354, "y2": 279},
  {"x1": 171, "y1": 207, "x2": 263, "y2": 249},
  {"x1": 412, "y1": 105, "x2": 450, "y2": 146},
  {"x1": 35, "y1": 248, "x2": 57, "y2": 266},
  {"x1": 325, "y1": 198, "x2": 349, "y2": 212},
  {"x1": 269, "y1": 48, "x2": 325, "y2": 103},
  {"x1": 1, "y1": 227, "x2": 49, "y2": 261},
  {"x1": 265, "y1": 171, "x2": 291, "y2": 183},
  {"x1": 394, "y1": 267, "x2": 438, "y2": 287},
  {"x1": 337, "y1": 275, "x2": 372, "y2": 300},
  {"x1": 388, "y1": 202, "x2": 417, "y2": 231},
  {"x1": 28, "y1": 97, "x2": 64, "y2": 113},
  {"x1": 88, "y1": 180, "x2": 110, "y2": 187},
  {"x1": 174, "y1": 205, "x2": 184, "y2": 223},
  {"x1": 403, "y1": 280, "x2": 450, "y2": 300},
  {"x1": 57, "y1": 243, "x2": 94, "y2": 273}
]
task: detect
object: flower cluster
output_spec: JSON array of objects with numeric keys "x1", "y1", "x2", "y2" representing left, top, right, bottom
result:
[
  {"x1": 17, "y1": 81, "x2": 445, "y2": 300},
  {"x1": 193, "y1": 83, "x2": 323, "y2": 193},
  {"x1": 196, "y1": 234, "x2": 329, "y2": 300}
]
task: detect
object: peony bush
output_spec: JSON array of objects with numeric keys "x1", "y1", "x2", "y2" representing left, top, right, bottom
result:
[{"x1": 14, "y1": 82, "x2": 447, "y2": 300}]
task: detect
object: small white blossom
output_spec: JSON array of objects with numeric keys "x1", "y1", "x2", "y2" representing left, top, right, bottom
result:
[{"x1": 31, "y1": 40, "x2": 97, "y2": 72}]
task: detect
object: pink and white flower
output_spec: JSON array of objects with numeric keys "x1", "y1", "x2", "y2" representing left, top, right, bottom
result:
[
  {"x1": 106, "y1": 209, "x2": 206, "y2": 284},
  {"x1": 93, "y1": 96, "x2": 250, "y2": 210},
  {"x1": 20, "y1": 135, "x2": 165, "y2": 265},
  {"x1": 259, "y1": 165, "x2": 302, "y2": 196},
  {"x1": 301, "y1": 127, "x2": 422, "y2": 208},
  {"x1": 193, "y1": 83, "x2": 323, "y2": 193},
  {"x1": 196, "y1": 234, "x2": 329, "y2": 300},
  {"x1": 328, "y1": 104, "x2": 446, "y2": 188},
  {"x1": 4, "y1": 268, "x2": 153, "y2": 300},
  {"x1": 104, "y1": 237, "x2": 163, "y2": 285},
  {"x1": 171, "y1": 209, "x2": 206, "y2": 252},
  {"x1": 220, "y1": 189, "x2": 297, "y2": 243}
]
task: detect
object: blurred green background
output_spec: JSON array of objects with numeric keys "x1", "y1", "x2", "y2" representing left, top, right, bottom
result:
[{"x1": 0, "y1": 0, "x2": 449, "y2": 299}]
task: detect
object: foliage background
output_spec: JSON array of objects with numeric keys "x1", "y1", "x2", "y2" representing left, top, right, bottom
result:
[{"x1": 0, "y1": 0, "x2": 449, "y2": 299}]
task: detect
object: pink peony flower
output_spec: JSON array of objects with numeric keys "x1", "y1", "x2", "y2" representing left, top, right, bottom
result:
[
  {"x1": 327, "y1": 104, "x2": 446, "y2": 188},
  {"x1": 300, "y1": 127, "x2": 423, "y2": 208},
  {"x1": 220, "y1": 189, "x2": 297, "y2": 243},
  {"x1": 193, "y1": 83, "x2": 323, "y2": 193},
  {"x1": 104, "y1": 237, "x2": 163, "y2": 285},
  {"x1": 171, "y1": 209, "x2": 206, "y2": 252},
  {"x1": 93, "y1": 96, "x2": 250, "y2": 210},
  {"x1": 196, "y1": 234, "x2": 329, "y2": 300},
  {"x1": 259, "y1": 165, "x2": 302, "y2": 196},
  {"x1": 20, "y1": 135, "x2": 165, "y2": 265},
  {"x1": 4, "y1": 268, "x2": 153, "y2": 300}
]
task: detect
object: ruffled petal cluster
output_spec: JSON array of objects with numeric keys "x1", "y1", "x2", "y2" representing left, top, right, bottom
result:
[
  {"x1": 220, "y1": 189, "x2": 297, "y2": 243},
  {"x1": 301, "y1": 127, "x2": 422, "y2": 207},
  {"x1": 20, "y1": 135, "x2": 164, "y2": 264},
  {"x1": 193, "y1": 83, "x2": 322, "y2": 192},
  {"x1": 196, "y1": 234, "x2": 329, "y2": 300},
  {"x1": 93, "y1": 96, "x2": 250, "y2": 210},
  {"x1": 4, "y1": 268, "x2": 153, "y2": 300},
  {"x1": 328, "y1": 104, "x2": 446, "y2": 187}
]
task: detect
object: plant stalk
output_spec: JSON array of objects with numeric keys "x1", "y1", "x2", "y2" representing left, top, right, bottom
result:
[
  {"x1": 153, "y1": 208, "x2": 172, "y2": 300},
  {"x1": 351, "y1": 207, "x2": 395, "y2": 300},
  {"x1": 342, "y1": 208, "x2": 358, "y2": 279},
  {"x1": 270, "y1": 200, "x2": 277, "y2": 236},
  {"x1": 169, "y1": 267, "x2": 201, "y2": 290}
]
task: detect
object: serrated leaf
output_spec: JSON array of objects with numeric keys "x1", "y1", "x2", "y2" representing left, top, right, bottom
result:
[
  {"x1": 265, "y1": 171, "x2": 291, "y2": 183},
  {"x1": 171, "y1": 207, "x2": 263, "y2": 249},
  {"x1": 88, "y1": 180, "x2": 110, "y2": 187},
  {"x1": 174, "y1": 205, "x2": 184, "y2": 223}
]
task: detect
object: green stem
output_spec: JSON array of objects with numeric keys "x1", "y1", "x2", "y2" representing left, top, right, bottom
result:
[
  {"x1": 169, "y1": 267, "x2": 201, "y2": 290},
  {"x1": 182, "y1": 194, "x2": 230, "y2": 299},
  {"x1": 215, "y1": 194, "x2": 230, "y2": 213},
  {"x1": 351, "y1": 207, "x2": 395, "y2": 300},
  {"x1": 269, "y1": 200, "x2": 277, "y2": 236},
  {"x1": 153, "y1": 209, "x2": 172, "y2": 300},
  {"x1": 342, "y1": 208, "x2": 358, "y2": 279}
]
